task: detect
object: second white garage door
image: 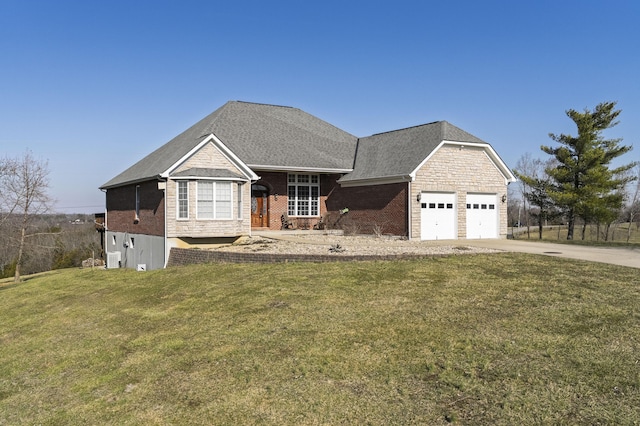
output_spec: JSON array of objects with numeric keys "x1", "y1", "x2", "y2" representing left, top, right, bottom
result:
[
  {"x1": 420, "y1": 192, "x2": 457, "y2": 240},
  {"x1": 466, "y1": 193, "x2": 498, "y2": 239}
]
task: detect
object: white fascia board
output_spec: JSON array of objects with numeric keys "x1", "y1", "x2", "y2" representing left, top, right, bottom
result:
[
  {"x1": 408, "y1": 140, "x2": 517, "y2": 183},
  {"x1": 338, "y1": 175, "x2": 412, "y2": 188},
  {"x1": 481, "y1": 150, "x2": 517, "y2": 185},
  {"x1": 408, "y1": 140, "x2": 447, "y2": 180},
  {"x1": 474, "y1": 142, "x2": 517, "y2": 183},
  {"x1": 210, "y1": 134, "x2": 260, "y2": 181},
  {"x1": 161, "y1": 134, "x2": 259, "y2": 181},
  {"x1": 248, "y1": 164, "x2": 353, "y2": 174},
  {"x1": 160, "y1": 137, "x2": 210, "y2": 178}
]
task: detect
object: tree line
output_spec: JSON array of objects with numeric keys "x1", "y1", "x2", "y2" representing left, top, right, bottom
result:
[
  {"x1": 0, "y1": 152, "x2": 101, "y2": 282},
  {"x1": 512, "y1": 101, "x2": 639, "y2": 241}
]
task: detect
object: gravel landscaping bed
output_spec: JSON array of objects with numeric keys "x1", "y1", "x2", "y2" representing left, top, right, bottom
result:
[{"x1": 211, "y1": 234, "x2": 501, "y2": 257}]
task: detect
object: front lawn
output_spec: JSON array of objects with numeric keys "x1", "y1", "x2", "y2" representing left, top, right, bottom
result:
[{"x1": 1, "y1": 254, "x2": 638, "y2": 424}]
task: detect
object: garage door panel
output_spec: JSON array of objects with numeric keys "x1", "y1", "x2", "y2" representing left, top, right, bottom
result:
[
  {"x1": 466, "y1": 193, "x2": 498, "y2": 239},
  {"x1": 420, "y1": 192, "x2": 456, "y2": 240}
]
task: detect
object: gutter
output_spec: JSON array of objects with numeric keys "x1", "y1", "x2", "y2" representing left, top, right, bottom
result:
[
  {"x1": 249, "y1": 165, "x2": 353, "y2": 174},
  {"x1": 338, "y1": 174, "x2": 413, "y2": 188},
  {"x1": 100, "y1": 175, "x2": 164, "y2": 191}
]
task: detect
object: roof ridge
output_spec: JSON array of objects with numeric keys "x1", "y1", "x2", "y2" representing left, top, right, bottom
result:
[
  {"x1": 368, "y1": 120, "x2": 443, "y2": 137},
  {"x1": 232, "y1": 100, "x2": 297, "y2": 109}
]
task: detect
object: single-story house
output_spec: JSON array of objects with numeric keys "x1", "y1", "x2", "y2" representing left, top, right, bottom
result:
[{"x1": 100, "y1": 101, "x2": 516, "y2": 269}]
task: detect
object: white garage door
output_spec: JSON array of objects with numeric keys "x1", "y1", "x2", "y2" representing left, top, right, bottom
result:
[
  {"x1": 420, "y1": 192, "x2": 456, "y2": 240},
  {"x1": 466, "y1": 193, "x2": 498, "y2": 239}
]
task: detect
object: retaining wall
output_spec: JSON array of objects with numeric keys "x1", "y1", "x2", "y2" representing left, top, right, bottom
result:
[{"x1": 167, "y1": 247, "x2": 445, "y2": 266}]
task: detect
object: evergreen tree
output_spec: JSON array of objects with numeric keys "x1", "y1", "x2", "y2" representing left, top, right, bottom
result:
[{"x1": 541, "y1": 101, "x2": 636, "y2": 240}]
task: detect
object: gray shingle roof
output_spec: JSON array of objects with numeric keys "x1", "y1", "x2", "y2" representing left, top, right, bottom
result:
[
  {"x1": 339, "y1": 121, "x2": 486, "y2": 183},
  {"x1": 100, "y1": 102, "x2": 505, "y2": 190},
  {"x1": 101, "y1": 101, "x2": 358, "y2": 189},
  {"x1": 171, "y1": 168, "x2": 245, "y2": 179}
]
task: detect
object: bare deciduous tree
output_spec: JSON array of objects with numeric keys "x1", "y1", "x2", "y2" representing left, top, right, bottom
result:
[
  {"x1": 0, "y1": 157, "x2": 19, "y2": 227},
  {"x1": 514, "y1": 153, "x2": 545, "y2": 239},
  {"x1": 0, "y1": 151, "x2": 52, "y2": 282},
  {"x1": 626, "y1": 164, "x2": 640, "y2": 243}
]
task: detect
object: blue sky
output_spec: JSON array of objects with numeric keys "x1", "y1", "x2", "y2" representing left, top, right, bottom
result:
[{"x1": 1, "y1": 0, "x2": 639, "y2": 213}]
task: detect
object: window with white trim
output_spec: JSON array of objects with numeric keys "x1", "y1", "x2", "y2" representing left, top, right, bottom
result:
[
  {"x1": 288, "y1": 174, "x2": 319, "y2": 216},
  {"x1": 135, "y1": 185, "x2": 140, "y2": 220},
  {"x1": 216, "y1": 182, "x2": 232, "y2": 219},
  {"x1": 197, "y1": 181, "x2": 233, "y2": 219},
  {"x1": 177, "y1": 181, "x2": 189, "y2": 219}
]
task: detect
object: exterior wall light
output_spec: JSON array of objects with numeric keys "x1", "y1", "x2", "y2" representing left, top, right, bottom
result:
[{"x1": 501, "y1": 194, "x2": 507, "y2": 203}]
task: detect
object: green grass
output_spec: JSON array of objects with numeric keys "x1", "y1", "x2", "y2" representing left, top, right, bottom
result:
[
  {"x1": 513, "y1": 222, "x2": 640, "y2": 246},
  {"x1": 1, "y1": 254, "x2": 639, "y2": 425}
]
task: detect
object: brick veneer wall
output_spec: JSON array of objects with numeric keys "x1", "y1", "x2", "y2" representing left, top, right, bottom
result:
[
  {"x1": 167, "y1": 247, "x2": 445, "y2": 266},
  {"x1": 253, "y1": 172, "x2": 338, "y2": 230},
  {"x1": 254, "y1": 172, "x2": 290, "y2": 230},
  {"x1": 106, "y1": 180, "x2": 165, "y2": 236},
  {"x1": 254, "y1": 172, "x2": 408, "y2": 235},
  {"x1": 324, "y1": 181, "x2": 408, "y2": 236}
]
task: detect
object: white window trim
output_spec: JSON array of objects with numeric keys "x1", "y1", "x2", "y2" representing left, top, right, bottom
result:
[
  {"x1": 135, "y1": 185, "x2": 140, "y2": 221},
  {"x1": 196, "y1": 180, "x2": 234, "y2": 220},
  {"x1": 215, "y1": 181, "x2": 233, "y2": 220},
  {"x1": 287, "y1": 173, "x2": 320, "y2": 217},
  {"x1": 177, "y1": 181, "x2": 189, "y2": 220}
]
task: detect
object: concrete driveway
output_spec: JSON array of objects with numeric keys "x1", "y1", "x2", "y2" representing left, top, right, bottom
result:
[{"x1": 462, "y1": 239, "x2": 640, "y2": 269}]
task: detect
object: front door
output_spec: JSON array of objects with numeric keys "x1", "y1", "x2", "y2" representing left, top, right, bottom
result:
[{"x1": 251, "y1": 184, "x2": 269, "y2": 228}]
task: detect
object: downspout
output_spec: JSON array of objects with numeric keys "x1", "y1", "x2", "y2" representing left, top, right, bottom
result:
[
  {"x1": 407, "y1": 180, "x2": 412, "y2": 240},
  {"x1": 101, "y1": 188, "x2": 108, "y2": 267},
  {"x1": 162, "y1": 180, "x2": 169, "y2": 269},
  {"x1": 248, "y1": 181, "x2": 252, "y2": 238}
]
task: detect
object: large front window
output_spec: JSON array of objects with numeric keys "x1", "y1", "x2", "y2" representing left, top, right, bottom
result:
[
  {"x1": 288, "y1": 174, "x2": 319, "y2": 216},
  {"x1": 197, "y1": 181, "x2": 232, "y2": 219}
]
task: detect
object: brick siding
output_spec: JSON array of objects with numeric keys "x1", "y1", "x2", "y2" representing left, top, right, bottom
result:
[
  {"x1": 254, "y1": 172, "x2": 408, "y2": 235},
  {"x1": 106, "y1": 180, "x2": 165, "y2": 236},
  {"x1": 254, "y1": 171, "x2": 290, "y2": 229},
  {"x1": 324, "y1": 181, "x2": 408, "y2": 235}
]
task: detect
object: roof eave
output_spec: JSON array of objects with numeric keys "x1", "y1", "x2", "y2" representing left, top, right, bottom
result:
[
  {"x1": 249, "y1": 165, "x2": 353, "y2": 174},
  {"x1": 338, "y1": 175, "x2": 412, "y2": 188},
  {"x1": 100, "y1": 175, "x2": 165, "y2": 190}
]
